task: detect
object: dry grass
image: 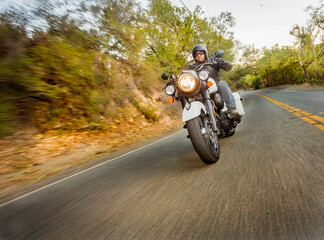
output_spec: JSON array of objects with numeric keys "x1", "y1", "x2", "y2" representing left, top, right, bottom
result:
[{"x1": 0, "y1": 115, "x2": 182, "y2": 196}]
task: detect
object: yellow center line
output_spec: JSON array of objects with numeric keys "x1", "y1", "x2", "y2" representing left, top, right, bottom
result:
[
  {"x1": 299, "y1": 111, "x2": 312, "y2": 116},
  {"x1": 309, "y1": 114, "x2": 324, "y2": 124},
  {"x1": 300, "y1": 116, "x2": 317, "y2": 125},
  {"x1": 314, "y1": 124, "x2": 324, "y2": 131},
  {"x1": 254, "y1": 93, "x2": 324, "y2": 132}
]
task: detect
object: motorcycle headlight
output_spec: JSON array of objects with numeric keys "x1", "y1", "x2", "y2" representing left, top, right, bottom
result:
[
  {"x1": 165, "y1": 84, "x2": 175, "y2": 96},
  {"x1": 177, "y1": 73, "x2": 199, "y2": 93},
  {"x1": 199, "y1": 70, "x2": 209, "y2": 81}
]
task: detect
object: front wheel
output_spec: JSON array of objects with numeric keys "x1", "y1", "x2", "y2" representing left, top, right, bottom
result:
[{"x1": 186, "y1": 115, "x2": 220, "y2": 164}]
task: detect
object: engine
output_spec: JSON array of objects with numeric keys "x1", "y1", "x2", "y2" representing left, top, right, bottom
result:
[{"x1": 212, "y1": 93, "x2": 224, "y2": 110}]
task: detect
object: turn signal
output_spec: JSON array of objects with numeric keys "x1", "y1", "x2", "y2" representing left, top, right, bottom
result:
[
  {"x1": 207, "y1": 81, "x2": 213, "y2": 87},
  {"x1": 168, "y1": 97, "x2": 174, "y2": 103}
]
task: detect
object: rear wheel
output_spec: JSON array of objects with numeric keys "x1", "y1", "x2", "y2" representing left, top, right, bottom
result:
[
  {"x1": 226, "y1": 128, "x2": 236, "y2": 137},
  {"x1": 186, "y1": 114, "x2": 220, "y2": 164}
]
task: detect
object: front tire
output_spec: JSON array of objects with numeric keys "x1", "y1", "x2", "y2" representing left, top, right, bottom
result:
[{"x1": 186, "y1": 115, "x2": 220, "y2": 164}]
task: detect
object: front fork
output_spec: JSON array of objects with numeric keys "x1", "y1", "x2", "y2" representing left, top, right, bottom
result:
[{"x1": 201, "y1": 89, "x2": 218, "y2": 132}]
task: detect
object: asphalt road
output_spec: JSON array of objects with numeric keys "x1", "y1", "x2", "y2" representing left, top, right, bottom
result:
[{"x1": 0, "y1": 88, "x2": 324, "y2": 240}]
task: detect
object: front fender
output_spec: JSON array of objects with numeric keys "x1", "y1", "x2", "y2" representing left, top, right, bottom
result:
[{"x1": 182, "y1": 101, "x2": 207, "y2": 122}]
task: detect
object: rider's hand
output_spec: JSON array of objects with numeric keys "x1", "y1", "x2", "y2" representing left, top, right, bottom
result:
[{"x1": 212, "y1": 58, "x2": 221, "y2": 68}]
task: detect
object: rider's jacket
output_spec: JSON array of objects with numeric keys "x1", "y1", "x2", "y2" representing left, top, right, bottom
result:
[{"x1": 187, "y1": 58, "x2": 232, "y2": 83}]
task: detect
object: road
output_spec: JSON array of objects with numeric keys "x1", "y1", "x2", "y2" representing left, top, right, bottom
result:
[{"x1": 0, "y1": 88, "x2": 324, "y2": 239}]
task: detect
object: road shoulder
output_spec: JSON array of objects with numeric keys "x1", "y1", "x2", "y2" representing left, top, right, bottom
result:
[{"x1": 0, "y1": 119, "x2": 182, "y2": 205}]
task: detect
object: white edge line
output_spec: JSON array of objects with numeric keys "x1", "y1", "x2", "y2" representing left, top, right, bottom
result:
[{"x1": 0, "y1": 130, "x2": 184, "y2": 208}]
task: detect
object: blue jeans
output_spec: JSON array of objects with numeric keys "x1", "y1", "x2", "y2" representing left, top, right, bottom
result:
[{"x1": 217, "y1": 81, "x2": 236, "y2": 109}]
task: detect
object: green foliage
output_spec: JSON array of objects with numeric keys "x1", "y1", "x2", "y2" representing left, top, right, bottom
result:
[
  {"x1": 132, "y1": 99, "x2": 159, "y2": 122},
  {"x1": 144, "y1": 0, "x2": 194, "y2": 73},
  {"x1": 237, "y1": 75, "x2": 261, "y2": 90},
  {"x1": 256, "y1": 46, "x2": 300, "y2": 86},
  {"x1": 0, "y1": 93, "x2": 14, "y2": 137},
  {"x1": 93, "y1": 0, "x2": 146, "y2": 60},
  {"x1": 0, "y1": 12, "x2": 100, "y2": 132},
  {"x1": 132, "y1": 61, "x2": 163, "y2": 96},
  {"x1": 144, "y1": 0, "x2": 236, "y2": 74},
  {"x1": 26, "y1": 36, "x2": 99, "y2": 130},
  {"x1": 228, "y1": 64, "x2": 252, "y2": 88},
  {"x1": 232, "y1": 38, "x2": 323, "y2": 89},
  {"x1": 306, "y1": 1, "x2": 324, "y2": 32},
  {"x1": 3, "y1": 0, "x2": 322, "y2": 137},
  {"x1": 230, "y1": 2, "x2": 324, "y2": 89},
  {"x1": 250, "y1": 75, "x2": 261, "y2": 90}
]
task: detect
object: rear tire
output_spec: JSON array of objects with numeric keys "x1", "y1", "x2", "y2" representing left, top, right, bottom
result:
[
  {"x1": 226, "y1": 128, "x2": 235, "y2": 137},
  {"x1": 186, "y1": 115, "x2": 220, "y2": 164}
]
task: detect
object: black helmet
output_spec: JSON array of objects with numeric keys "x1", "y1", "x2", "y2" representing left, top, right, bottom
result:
[{"x1": 192, "y1": 44, "x2": 208, "y2": 60}]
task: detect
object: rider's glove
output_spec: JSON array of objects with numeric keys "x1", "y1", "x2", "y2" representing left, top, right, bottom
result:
[
  {"x1": 211, "y1": 57, "x2": 233, "y2": 71},
  {"x1": 212, "y1": 58, "x2": 222, "y2": 68}
]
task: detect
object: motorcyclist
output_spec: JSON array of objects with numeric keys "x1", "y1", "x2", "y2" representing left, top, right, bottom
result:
[{"x1": 188, "y1": 44, "x2": 239, "y2": 118}]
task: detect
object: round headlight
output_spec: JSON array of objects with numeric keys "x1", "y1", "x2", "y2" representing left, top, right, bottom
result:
[
  {"x1": 178, "y1": 73, "x2": 199, "y2": 93},
  {"x1": 199, "y1": 70, "x2": 209, "y2": 81},
  {"x1": 165, "y1": 84, "x2": 175, "y2": 96}
]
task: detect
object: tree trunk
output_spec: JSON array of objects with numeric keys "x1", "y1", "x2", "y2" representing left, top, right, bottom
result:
[
  {"x1": 297, "y1": 47, "x2": 306, "y2": 84},
  {"x1": 302, "y1": 67, "x2": 307, "y2": 83}
]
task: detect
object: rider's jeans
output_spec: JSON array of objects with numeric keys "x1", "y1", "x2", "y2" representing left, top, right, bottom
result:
[{"x1": 217, "y1": 80, "x2": 236, "y2": 109}]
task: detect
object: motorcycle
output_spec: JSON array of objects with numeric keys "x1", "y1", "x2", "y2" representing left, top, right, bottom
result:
[{"x1": 161, "y1": 50, "x2": 244, "y2": 164}]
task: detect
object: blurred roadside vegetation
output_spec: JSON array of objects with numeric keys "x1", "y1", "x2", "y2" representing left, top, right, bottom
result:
[
  {"x1": 229, "y1": 1, "x2": 324, "y2": 90},
  {"x1": 0, "y1": 0, "x2": 323, "y2": 137}
]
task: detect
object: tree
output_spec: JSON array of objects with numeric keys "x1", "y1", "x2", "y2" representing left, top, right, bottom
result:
[
  {"x1": 144, "y1": 0, "x2": 195, "y2": 73},
  {"x1": 290, "y1": 25, "x2": 316, "y2": 83},
  {"x1": 306, "y1": 1, "x2": 324, "y2": 32},
  {"x1": 0, "y1": 0, "x2": 239, "y2": 136},
  {"x1": 192, "y1": 7, "x2": 236, "y2": 62}
]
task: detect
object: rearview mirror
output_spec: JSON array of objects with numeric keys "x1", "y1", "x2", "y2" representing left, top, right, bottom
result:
[
  {"x1": 214, "y1": 49, "x2": 224, "y2": 58},
  {"x1": 161, "y1": 73, "x2": 169, "y2": 80}
]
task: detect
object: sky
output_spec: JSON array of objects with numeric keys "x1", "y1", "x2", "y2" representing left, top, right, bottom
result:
[
  {"x1": 1, "y1": 0, "x2": 322, "y2": 49},
  {"x1": 141, "y1": 0, "x2": 322, "y2": 49}
]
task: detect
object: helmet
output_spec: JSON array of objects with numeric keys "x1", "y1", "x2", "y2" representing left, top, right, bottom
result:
[{"x1": 192, "y1": 44, "x2": 208, "y2": 60}]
